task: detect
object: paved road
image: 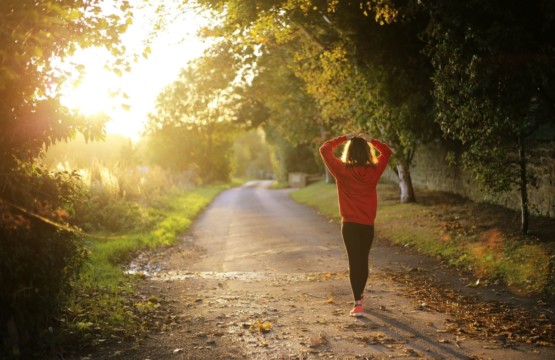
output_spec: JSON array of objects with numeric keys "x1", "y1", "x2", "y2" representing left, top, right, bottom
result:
[
  {"x1": 83, "y1": 181, "x2": 555, "y2": 359},
  {"x1": 184, "y1": 180, "x2": 346, "y2": 274}
]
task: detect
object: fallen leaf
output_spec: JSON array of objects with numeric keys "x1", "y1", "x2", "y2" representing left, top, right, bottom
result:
[{"x1": 249, "y1": 319, "x2": 272, "y2": 333}]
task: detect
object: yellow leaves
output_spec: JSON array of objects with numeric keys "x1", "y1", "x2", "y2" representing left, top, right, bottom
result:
[
  {"x1": 322, "y1": 273, "x2": 334, "y2": 280},
  {"x1": 249, "y1": 319, "x2": 273, "y2": 333},
  {"x1": 247, "y1": 319, "x2": 273, "y2": 347},
  {"x1": 327, "y1": 0, "x2": 340, "y2": 13},
  {"x1": 68, "y1": 9, "x2": 83, "y2": 21},
  {"x1": 325, "y1": 297, "x2": 335, "y2": 304},
  {"x1": 134, "y1": 295, "x2": 161, "y2": 313},
  {"x1": 359, "y1": 1, "x2": 399, "y2": 24},
  {"x1": 375, "y1": 5, "x2": 399, "y2": 25},
  {"x1": 143, "y1": 46, "x2": 151, "y2": 59},
  {"x1": 306, "y1": 272, "x2": 346, "y2": 284}
]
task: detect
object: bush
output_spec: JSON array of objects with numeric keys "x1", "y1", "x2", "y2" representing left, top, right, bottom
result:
[
  {"x1": 0, "y1": 165, "x2": 85, "y2": 358},
  {"x1": 73, "y1": 193, "x2": 152, "y2": 233},
  {"x1": 70, "y1": 163, "x2": 179, "y2": 233},
  {"x1": 0, "y1": 226, "x2": 84, "y2": 358}
]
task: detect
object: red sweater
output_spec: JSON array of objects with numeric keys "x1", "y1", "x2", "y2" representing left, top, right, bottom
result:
[{"x1": 319, "y1": 136, "x2": 392, "y2": 226}]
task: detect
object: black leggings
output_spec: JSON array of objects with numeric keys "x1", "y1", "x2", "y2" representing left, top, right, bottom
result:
[{"x1": 341, "y1": 222, "x2": 374, "y2": 302}]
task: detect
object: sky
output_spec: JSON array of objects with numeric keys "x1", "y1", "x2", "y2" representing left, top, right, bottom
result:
[{"x1": 59, "y1": 0, "x2": 213, "y2": 140}]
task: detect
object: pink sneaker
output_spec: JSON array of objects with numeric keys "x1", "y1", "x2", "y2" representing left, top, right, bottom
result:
[{"x1": 350, "y1": 304, "x2": 364, "y2": 317}]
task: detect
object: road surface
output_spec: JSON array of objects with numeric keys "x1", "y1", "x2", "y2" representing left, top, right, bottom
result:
[{"x1": 79, "y1": 180, "x2": 555, "y2": 359}]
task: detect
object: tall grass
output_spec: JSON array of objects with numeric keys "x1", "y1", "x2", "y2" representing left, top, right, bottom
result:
[
  {"x1": 291, "y1": 180, "x2": 554, "y2": 296},
  {"x1": 47, "y1": 157, "x2": 233, "y2": 343}
]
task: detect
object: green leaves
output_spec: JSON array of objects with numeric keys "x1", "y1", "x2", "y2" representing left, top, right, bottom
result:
[
  {"x1": 425, "y1": 0, "x2": 554, "y2": 193},
  {"x1": 0, "y1": 2, "x2": 135, "y2": 352},
  {"x1": 146, "y1": 50, "x2": 241, "y2": 183}
]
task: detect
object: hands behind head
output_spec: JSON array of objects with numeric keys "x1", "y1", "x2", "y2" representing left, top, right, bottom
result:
[{"x1": 346, "y1": 132, "x2": 372, "y2": 142}]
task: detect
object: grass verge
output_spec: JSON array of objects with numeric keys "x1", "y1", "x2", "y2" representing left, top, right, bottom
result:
[
  {"x1": 290, "y1": 180, "x2": 555, "y2": 297},
  {"x1": 61, "y1": 184, "x2": 229, "y2": 346}
]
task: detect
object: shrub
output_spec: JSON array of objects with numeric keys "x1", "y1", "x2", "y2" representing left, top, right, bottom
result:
[{"x1": 0, "y1": 165, "x2": 85, "y2": 358}]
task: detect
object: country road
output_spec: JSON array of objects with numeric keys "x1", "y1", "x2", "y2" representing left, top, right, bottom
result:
[{"x1": 78, "y1": 180, "x2": 555, "y2": 360}]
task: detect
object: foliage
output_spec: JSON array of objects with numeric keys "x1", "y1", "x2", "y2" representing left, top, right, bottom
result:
[
  {"x1": 146, "y1": 50, "x2": 241, "y2": 184},
  {"x1": 0, "y1": 0, "x2": 132, "y2": 162},
  {"x1": 74, "y1": 194, "x2": 151, "y2": 234},
  {"x1": 248, "y1": 45, "x2": 323, "y2": 145},
  {"x1": 234, "y1": 44, "x2": 325, "y2": 181},
  {"x1": 0, "y1": 164, "x2": 85, "y2": 357},
  {"x1": 425, "y1": 0, "x2": 555, "y2": 183},
  {"x1": 0, "y1": 1, "x2": 134, "y2": 354},
  {"x1": 264, "y1": 125, "x2": 322, "y2": 183},
  {"x1": 423, "y1": 0, "x2": 555, "y2": 232},
  {"x1": 196, "y1": 0, "x2": 438, "y2": 202},
  {"x1": 232, "y1": 129, "x2": 274, "y2": 179},
  {"x1": 42, "y1": 134, "x2": 135, "y2": 168},
  {"x1": 43, "y1": 136, "x2": 195, "y2": 233},
  {"x1": 146, "y1": 122, "x2": 236, "y2": 184}
]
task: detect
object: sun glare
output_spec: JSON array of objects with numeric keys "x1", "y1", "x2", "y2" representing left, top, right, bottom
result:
[
  {"x1": 59, "y1": 1, "x2": 212, "y2": 140},
  {"x1": 60, "y1": 48, "x2": 120, "y2": 116}
]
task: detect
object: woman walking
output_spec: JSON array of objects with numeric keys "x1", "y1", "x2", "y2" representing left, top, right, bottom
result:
[{"x1": 319, "y1": 132, "x2": 392, "y2": 316}]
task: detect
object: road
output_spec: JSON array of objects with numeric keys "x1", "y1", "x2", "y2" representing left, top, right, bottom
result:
[{"x1": 82, "y1": 180, "x2": 555, "y2": 359}]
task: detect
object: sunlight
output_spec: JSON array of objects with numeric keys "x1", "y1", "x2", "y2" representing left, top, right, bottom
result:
[
  {"x1": 60, "y1": 48, "x2": 121, "y2": 116},
  {"x1": 59, "y1": 0, "x2": 213, "y2": 140}
]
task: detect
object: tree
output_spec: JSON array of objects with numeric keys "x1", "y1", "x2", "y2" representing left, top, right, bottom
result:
[
  {"x1": 0, "y1": 0, "x2": 132, "y2": 161},
  {"x1": 232, "y1": 129, "x2": 273, "y2": 179},
  {"x1": 0, "y1": 0, "x2": 132, "y2": 354},
  {"x1": 423, "y1": 0, "x2": 555, "y2": 233},
  {"x1": 196, "y1": 0, "x2": 438, "y2": 202},
  {"x1": 146, "y1": 48, "x2": 239, "y2": 184},
  {"x1": 240, "y1": 45, "x2": 325, "y2": 182},
  {"x1": 284, "y1": 1, "x2": 438, "y2": 201}
]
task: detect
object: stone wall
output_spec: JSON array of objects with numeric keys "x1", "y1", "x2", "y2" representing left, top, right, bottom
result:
[{"x1": 383, "y1": 140, "x2": 555, "y2": 218}]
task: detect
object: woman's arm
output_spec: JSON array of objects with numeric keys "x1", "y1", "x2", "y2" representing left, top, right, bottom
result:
[
  {"x1": 360, "y1": 133, "x2": 392, "y2": 177},
  {"x1": 319, "y1": 133, "x2": 356, "y2": 178}
]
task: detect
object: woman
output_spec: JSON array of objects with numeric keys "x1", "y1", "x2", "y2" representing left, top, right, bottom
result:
[{"x1": 319, "y1": 132, "x2": 392, "y2": 316}]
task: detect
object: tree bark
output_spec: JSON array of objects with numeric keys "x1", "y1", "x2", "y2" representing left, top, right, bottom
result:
[
  {"x1": 325, "y1": 167, "x2": 335, "y2": 184},
  {"x1": 518, "y1": 134, "x2": 529, "y2": 234},
  {"x1": 318, "y1": 119, "x2": 335, "y2": 184},
  {"x1": 396, "y1": 161, "x2": 416, "y2": 203}
]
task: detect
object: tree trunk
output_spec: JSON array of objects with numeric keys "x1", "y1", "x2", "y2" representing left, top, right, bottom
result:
[
  {"x1": 318, "y1": 118, "x2": 335, "y2": 184},
  {"x1": 396, "y1": 161, "x2": 416, "y2": 203},
  {"x1": 518, "y1": 134, "x2": 529, "y2": 234},
  {"x1": 325, "y1": 167, "x2": 335, "y2": 184}
]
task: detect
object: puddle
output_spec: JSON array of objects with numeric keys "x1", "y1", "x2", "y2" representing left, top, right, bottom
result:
[
  {"x1": 127, "y1": 269, "x2": 308, "y2": 282},
  {"x1": 127, "y1": 256, "x2": 347, "y2": 282}
]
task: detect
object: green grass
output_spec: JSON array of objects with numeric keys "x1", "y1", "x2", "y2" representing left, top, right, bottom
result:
[
  {"x1": 64, "y1": 184, "x2": 229, "y2": 341},
  {"x1": 290, "y1": 180, "x2": 340, "y2": 220},
  {"x1": 291, "y1": 180, "x2": 554, "y2": 297}
]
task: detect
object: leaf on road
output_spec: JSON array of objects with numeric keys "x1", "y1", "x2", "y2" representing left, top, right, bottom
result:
[
  {"x1": 249, "y1": 319, "x2": 272, "y2": 333},
  {"x1": 308, "y1": 333, "x2": 328, "y2": 348}
]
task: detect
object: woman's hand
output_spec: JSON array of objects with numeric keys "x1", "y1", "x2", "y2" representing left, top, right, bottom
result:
[{"x1": 345, "y1": 132, "x2": 359, "y2": 140}]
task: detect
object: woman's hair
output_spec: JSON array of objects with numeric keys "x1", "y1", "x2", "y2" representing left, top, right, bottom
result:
[{"x1": 341, "y1": 137, "x2": 377, "y2": 167}]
